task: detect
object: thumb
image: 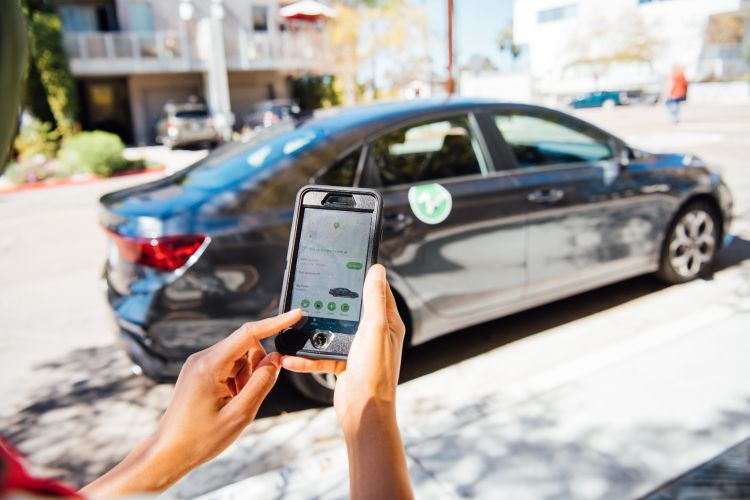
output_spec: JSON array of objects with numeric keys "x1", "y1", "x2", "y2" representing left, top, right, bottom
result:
[
  {"x1": 224, "y1": 352, "x2": 281, "y2": 419},
  {"x1": 360, "y1": 264, "x2": 387, "y2": 328}
]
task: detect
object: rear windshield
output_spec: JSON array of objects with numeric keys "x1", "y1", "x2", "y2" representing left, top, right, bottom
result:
[
  {"x1": 175, "y1": 109, "x2": 209, "y2": 119},
  {"x1": 173, "y1": 122, "x2": 323, "y2": 190}
]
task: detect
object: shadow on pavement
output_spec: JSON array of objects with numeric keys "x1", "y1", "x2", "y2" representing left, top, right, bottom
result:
[
  {"x1": 1, "y1": 347, "x2": 170, "y2": 486},
  {"x1": 405, "y1": 392, "x2": 750, "y2": 499},
  {"x1": 713, "y1": 236, "x2": 750, "y2": 273}
]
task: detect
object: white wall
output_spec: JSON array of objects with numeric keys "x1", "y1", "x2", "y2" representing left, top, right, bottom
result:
[
  {"x1": 459, "y1": 73, "x2": 534, "y2": 102},
  {"x1": 514, "y1": 0, "x2": 746, "y2": 97}
]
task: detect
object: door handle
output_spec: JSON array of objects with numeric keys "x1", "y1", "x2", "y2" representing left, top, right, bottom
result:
[
  {"x1": 527, "y1": 189, "x2": 565, "y2": 204},
  {"x1": 383, "y1": 212, "x2": 413, "y2": 234}
]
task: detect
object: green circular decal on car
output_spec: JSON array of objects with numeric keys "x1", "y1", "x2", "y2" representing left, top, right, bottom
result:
[{"x1": 408, "y1": 183, "x2": 453, "y2": 224}]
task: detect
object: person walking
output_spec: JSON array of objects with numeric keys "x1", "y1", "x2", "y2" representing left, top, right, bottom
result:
[{"x1": 665, "y1": 65, "x2": 688, "y2": 123}]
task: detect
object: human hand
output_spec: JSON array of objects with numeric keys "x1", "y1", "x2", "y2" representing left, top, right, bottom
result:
[
  {"x1": 281, "y1": 265, "x2": 413, "y2": 499},
  {"x1": 82, "y1": 309, "x2": 302, "y2": 496},
  {"x1": 281, "y1": 264, "x2": 406, "y2": 433}
]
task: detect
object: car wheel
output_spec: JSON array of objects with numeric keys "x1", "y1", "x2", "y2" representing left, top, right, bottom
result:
[
  {"x1": 602, "y1": 99, "x2": 617, "y2": 110},
  {"x1": 657, "y1": 201, "x2": 719, "y2": 284},
  {"x1": 287, "y1": 371, "x2": 336, "y2": 404}
]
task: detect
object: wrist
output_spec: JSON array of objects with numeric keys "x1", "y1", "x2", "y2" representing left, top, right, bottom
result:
[{"x1": 339, "y1": 397, "x2": 398, "y2": 441}]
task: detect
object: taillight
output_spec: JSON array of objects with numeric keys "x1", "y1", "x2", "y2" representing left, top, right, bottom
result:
[
  {"x1": 107, "y1": 231, "x2": 206, "y2": 271},
  {"x1": 167, "y1": 118, "x2": 177, "y2": 130},
  {"x1": 262, "y1": 111, "x2": 279, "y2": 125}
]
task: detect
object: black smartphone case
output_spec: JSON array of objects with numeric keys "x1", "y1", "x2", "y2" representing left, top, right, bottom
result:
[{"x1": 274, "y1": 185, "x2": 383, "y2": 360}]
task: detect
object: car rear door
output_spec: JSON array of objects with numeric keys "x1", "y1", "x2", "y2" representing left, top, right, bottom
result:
[
  {"x1": 486, "y1": 107, "x2": 628, "y2": 299},
  {"x1": 361, "y1": 112, "x2": 527, "y2": 320}
]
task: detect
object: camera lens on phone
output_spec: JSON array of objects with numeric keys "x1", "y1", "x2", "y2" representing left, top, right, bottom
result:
[{"x1": 311, "y1": 332, "x2": 329, "y2": 349}]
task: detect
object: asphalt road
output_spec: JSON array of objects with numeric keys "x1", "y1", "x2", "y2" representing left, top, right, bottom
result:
[{"x1": 0, "y1": 104, "x2": 748, "y2": 493}]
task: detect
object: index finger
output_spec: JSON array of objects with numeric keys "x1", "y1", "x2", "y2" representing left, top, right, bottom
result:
[
  {"x1": 216, "y1": 309, "x2": 303, "y2": 362},
  {"x1": 281, "y1": 356, "x2": 346, "y2": 376}
]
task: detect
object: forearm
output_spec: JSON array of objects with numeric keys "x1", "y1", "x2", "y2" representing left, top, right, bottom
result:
[
  {"x1": 343, "y1": 401, "x2": 413, "y2": 500},
  {"x1": 80, "y1": 436, "x2": 186, "y2": 498}
]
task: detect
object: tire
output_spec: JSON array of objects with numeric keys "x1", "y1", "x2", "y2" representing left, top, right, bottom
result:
[
  {"x1": 657, "y1": 201, "x2": 720, "y2": 284},
  {"x1": 287, "y1": 371, "x2": 336, "y2": 404},
  {"x1": 602, "y1": 99, "x2": 617, "y2": 110}
]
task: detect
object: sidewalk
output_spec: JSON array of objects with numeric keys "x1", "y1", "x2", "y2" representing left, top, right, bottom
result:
[{"x1": 162, "y1": 256, "x2": 750, "y2": 499}]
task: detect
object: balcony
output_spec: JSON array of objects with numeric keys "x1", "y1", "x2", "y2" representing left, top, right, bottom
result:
[{"x1": 63, "y1": 29, "x2": 330, "y2": 76}]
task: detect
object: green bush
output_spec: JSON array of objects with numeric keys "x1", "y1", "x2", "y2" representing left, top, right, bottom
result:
[
  {"x1": 14, "y1": 118, "x2": 59, "y2": 163},
  {"x1": 58, "y1": 131, "x2": 127, "y2": 176}
]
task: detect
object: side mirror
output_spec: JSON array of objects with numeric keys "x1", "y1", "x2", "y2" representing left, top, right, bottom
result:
[{"x1": 618, "y1": 147, "x2": 631, "y2": 168}]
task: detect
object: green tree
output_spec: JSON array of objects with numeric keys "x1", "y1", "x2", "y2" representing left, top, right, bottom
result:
[
  {"x1": 497, "y1": 24, "x2": 521, "y2": 59},
  {"x1": 20, "y1": 0, "x2": 78, "y2": 138},
  {"x1": 288, "y1": 75, "x2": 341, "y2": 113},
  {"x1": 328, "y1": 0, "x2": 430, "y2": 104}
]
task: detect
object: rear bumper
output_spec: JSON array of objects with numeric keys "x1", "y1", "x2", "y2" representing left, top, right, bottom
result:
[
  {"x1": 118, "y1": 323, "x2": 183, "y2": 381},
  {"x1": 171, "y1": 130, "x2": 219, "y2": 146}
]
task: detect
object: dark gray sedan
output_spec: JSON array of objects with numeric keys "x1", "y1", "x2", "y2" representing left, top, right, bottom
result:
[{"x1": 100, "y1": 98, "x2": 733, "y2": 402}]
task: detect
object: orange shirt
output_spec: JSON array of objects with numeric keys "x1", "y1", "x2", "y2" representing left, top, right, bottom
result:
[{"x1": 670, "y1": 72, "x2": 688, "y2": 99}]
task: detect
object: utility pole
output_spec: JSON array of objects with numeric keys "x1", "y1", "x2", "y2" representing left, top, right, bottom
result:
[{"x1": 446, "y1": 0, "x2": 455, "y2": 94}]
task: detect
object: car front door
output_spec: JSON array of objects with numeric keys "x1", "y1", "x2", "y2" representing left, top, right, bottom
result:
[
  {"x1": 488, "y1": 108, "x2": 630, "y2": 300},
  {"x1": 362, "y1": 113, "x2": 527, "y2": 323}
]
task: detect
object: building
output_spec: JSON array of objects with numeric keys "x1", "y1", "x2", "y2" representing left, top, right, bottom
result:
[
  {"x1": 512, "y1": 0, "x2": 750, "y2": 100},
  {"x1": 59, "y1": 0, "x2": 331, "y2": 145}
]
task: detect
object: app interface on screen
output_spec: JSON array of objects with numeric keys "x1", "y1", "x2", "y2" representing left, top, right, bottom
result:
[{"x1": 290, "y1": 208, "x2": 371, "y2": 333}]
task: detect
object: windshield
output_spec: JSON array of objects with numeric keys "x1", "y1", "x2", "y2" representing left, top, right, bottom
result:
[{"x1": 173, "y1": 122, "x2": 323, "y2": 191}]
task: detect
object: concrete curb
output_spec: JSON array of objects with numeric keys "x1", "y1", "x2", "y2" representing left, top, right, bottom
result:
[{"x1": 0, "y1": 165, "x2": 165, "y2": 195}]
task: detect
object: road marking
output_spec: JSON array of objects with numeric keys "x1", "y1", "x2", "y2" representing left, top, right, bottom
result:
[{"x1": 527, "y1": 304, "x2": 734, "y2": 393}]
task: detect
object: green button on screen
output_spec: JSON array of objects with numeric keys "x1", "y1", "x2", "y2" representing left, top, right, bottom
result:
[{"x1": 347, "y1": 262, "x2": 363, "y2": 270}]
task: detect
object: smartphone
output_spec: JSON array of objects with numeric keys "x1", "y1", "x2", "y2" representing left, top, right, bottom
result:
[{"x1": 275, "y1": 185, "x2": 383, "y2": 360}]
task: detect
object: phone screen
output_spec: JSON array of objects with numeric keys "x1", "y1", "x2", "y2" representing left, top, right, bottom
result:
[{"x1": 289, "y1": 207, "x2": 372, "y2": 334}]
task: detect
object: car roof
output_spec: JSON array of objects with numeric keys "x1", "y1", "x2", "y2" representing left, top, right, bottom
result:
[
  {"x1": 299, "y1": 97, "x2": 623, "y2": 147},
  {"x1": 304, "y1": 97, "x2": 492, "y2": 131}
]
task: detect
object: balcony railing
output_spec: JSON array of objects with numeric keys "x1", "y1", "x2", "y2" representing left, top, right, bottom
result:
[{"x1": 63, "y1": 29, "x2": 331, "y2": 76}]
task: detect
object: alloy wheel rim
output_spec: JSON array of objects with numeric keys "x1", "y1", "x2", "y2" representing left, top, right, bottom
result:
[
  {"x1": 668, "y1": 209, "x2": 716, "y2": 278},
  {"x1": 311, "y1": 372, "x2": 337, "y2": 390}
]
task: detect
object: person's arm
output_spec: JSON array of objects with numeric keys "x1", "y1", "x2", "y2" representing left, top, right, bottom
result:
[
  {"x1": 282, "y1": 265, "x2": 414, "y2": 500},
  {"x1": 81, "y1": 309, "x2": 303, "y2": 498}
]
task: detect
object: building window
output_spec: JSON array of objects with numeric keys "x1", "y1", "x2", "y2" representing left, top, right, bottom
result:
[
  {"x1": 59, "y1": 4, "x2": 118, "y2": 32},
  {"x1": 538, "y1": 3, "x2": 578, "y2": 23},
  {"x1": 252, "y1": 6, "x2": 268, "y2": 31},
  {"x1": 128, "y1": 2, "x2": 154, "y2": 31}
]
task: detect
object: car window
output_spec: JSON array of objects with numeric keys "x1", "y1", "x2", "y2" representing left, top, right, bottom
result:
[
  {"x1": 369, "y1": 115, "x2": 486, "y2": 187},
  {"x1": 493, "y1": 112, "x2": 613, "y2": 168},
  {"x1": 315, "y1": 148, "x2": 360, "y2": 186}
]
